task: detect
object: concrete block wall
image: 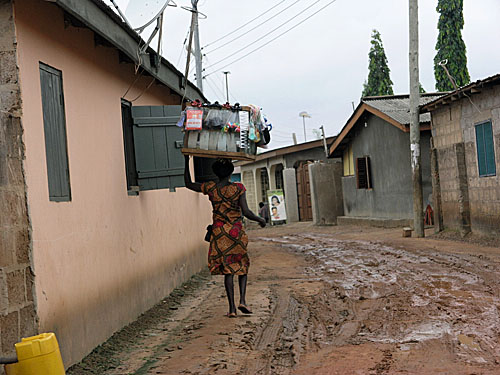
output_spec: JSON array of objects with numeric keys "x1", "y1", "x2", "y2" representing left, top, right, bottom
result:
[
  {"x1": 0, "y1": 0, "x2": 37, "y2": 364},
  {"x1": 459, "y1": 86, "x2": 500, "y2": 235},
  {"x1": 309, "y1": 161, "x2": 343, "y2": 225},
  {"x1": 242, "y1": 170, "x2": 257, "y2": 214},
  {"x1": 431, "y1": 86, "x2": 500, "y2": 235},
  {"x1": 283, "y1": 168, "x2": 299, "y2": 223}
]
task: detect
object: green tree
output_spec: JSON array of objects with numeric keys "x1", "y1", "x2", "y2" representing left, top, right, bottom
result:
[
  {"x1": 362, "y1": 30, "x2": 394, "y2": 97},
  {"x1": 434, "y1": 0, "x2": 470, "y2": 91}
]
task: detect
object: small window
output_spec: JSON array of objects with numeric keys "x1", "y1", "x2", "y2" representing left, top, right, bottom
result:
[
  {"x1": 120, "y1": 104, "x2": 185, "y2": 193},
  {"x1": 475, "y1": 121, "x2": 496, "y2": 177},
  {"x1": 343, "y1": 144, "x2": 354, "y2": 176},
  {"x1": 356, "y1": 156, "x2": 372, "y2": 189},
  {"x1": 260, "y1": 168, "x2": 269, "y2": 201},
  {"x1": 39, "y1": 63, "x2": 71, "y2": 202},
  {"x1": 275, "y1": 165, "x2": 284, "y2": 190}
]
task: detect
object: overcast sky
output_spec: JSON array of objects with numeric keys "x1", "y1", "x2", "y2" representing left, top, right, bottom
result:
[{"x1": 106, "y1": 0, "x2": 500, "y2": 149}]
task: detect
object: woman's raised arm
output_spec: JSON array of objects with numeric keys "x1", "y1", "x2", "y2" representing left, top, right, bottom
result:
[
  {"x1": 184, "y1": 156, "x2": 202, "y2": 192},
  {"x1": 239, "y1": 192, "x2": 266, "y2": 227}
]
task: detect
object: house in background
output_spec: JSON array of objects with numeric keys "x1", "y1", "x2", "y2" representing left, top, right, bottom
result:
[
  {"x1": 422, "y1": 74, "x2": 500, "y2": 236},
  {"x1": 0, "y1": 0, "x2": 212, "y2": 368},
  {"x1": 329, "y1": 93, "x2": 445, "y2": 227},
  {"x1": 237, "y1": 137, "x2": 344, "y2": 225}
]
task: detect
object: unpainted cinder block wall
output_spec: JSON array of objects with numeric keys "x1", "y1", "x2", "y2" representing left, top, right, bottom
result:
[
  {"x1": 0, "y1": 0, "x2": 37, "y2": 368},
  {"x1": 459, "y1": 85, "x2": 500, "y2": 235},
  {"x1": 431, "y1": 86, "x2": 500, "y2": 236}
]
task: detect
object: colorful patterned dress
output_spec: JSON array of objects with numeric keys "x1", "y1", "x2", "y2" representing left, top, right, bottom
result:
[{"x1": 201, "y1": 181, "x2": 249, "y2": 275}]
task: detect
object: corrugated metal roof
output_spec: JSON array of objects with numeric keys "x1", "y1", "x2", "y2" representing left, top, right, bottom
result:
[
  {"x1": 362, "y1": 93, "x2": 445, "y2": 125},
  {"x1": 421, "y1": 73, "x2": 500, "y2": 112}
]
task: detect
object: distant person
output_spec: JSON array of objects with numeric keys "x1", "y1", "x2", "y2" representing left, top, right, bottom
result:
[
  {"x1": 184, "y1": 156, "x2": 266, "y2": 318},
  {"x1": 271, "y1": 195, "x2": 280, "y2": 207},
  {"x1": 258, "y1": 202, "x2": 270, "y2": 223}
]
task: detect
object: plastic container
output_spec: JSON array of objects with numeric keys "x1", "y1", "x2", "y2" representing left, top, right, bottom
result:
[{"x1": 5, "y1": 333, "x2": 65, "y2": 375}]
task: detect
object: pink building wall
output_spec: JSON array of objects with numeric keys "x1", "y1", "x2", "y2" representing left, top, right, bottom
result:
[{"x1": 14, "y1": 0, "x2": 211, "y2": 367}]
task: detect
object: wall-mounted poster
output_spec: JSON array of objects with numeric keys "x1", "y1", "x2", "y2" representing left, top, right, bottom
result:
[{"x1": 267, "y1": 190, "x2": 287, "y2": 222}]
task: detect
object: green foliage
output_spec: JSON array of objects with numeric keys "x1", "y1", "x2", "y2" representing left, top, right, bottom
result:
[
  {"x1": 434, "y1": 0, "x2": 470, "y2": 91},
  {"x1": 362, "y1": 30, "x2": 394, "y2": 97},
  {"x1": 419, "y1": 83, "x2": 426, "y2": 93}
]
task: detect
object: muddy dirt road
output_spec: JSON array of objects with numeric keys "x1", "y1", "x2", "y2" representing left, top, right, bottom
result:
[{"x1": 69, "y1": 224, "x2": 500, "y2": 375}]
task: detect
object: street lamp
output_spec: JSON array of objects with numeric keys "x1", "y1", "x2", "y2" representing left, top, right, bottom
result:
[
  {"x1": 299, "y1": 111, "x2": 311, "y2": 142},
  {"x1": 222, "y1": 71, "x2": 231, "y2": 103}
]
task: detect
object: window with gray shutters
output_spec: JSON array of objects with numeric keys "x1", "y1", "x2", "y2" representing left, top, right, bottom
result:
[
  {"x1": 121, "y1": 105, "x2": 185, "y2": 193},
  {"x1": 39, "y1": 63, "x2": 71, "y2": 202}
]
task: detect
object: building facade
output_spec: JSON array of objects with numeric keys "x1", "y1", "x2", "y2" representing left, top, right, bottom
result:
[
  {"x1": 330, "y1": 94, "x2": 444, "y2": 226},
  {"x1": 422, "y1": 75, "x2": 500, "y2": 236},
  {"x1": 1, "y1": 0, "x2": 211, "y2": 368},
  {"x1": 237, "y1": 138, "x2": 343, "y2": 225}
]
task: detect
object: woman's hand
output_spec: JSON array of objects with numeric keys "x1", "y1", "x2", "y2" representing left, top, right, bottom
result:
[{"x1": 184, "y1": 155, "x2": 202, "y2": 192}]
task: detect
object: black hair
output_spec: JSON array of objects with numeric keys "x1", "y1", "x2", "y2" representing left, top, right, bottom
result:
[
  {"x1": 212, "y1": 158, "x2": 234, "y2": 179},
  {"x1": 259, "y1": 202, "x2": 265, "y2": 208},
  {"x1": 271, "y1": 207, "x2": 278, "y2": 212},
  {"x1": 271, "y1": 195, "x2": 280, "y2": 204}
]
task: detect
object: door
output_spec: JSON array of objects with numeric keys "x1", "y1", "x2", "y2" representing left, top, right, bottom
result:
[{"x1": 296, "y1": 162, "x2": 313, "y2": 221}]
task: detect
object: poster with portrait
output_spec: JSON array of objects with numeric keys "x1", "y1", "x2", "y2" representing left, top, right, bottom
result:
[{"x1": 267, "y1": 190, "x2": 287, "y2": 222}]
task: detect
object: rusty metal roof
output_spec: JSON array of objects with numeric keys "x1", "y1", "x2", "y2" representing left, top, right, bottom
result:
[
  {"x1": 421, "y1": 74, "x2": 500, "y2": 112},
  {"x1": 362, "y1": 93, "x2": 446, "y2": 125}
]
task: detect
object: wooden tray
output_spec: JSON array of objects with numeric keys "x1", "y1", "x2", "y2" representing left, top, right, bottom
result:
[{"x1": 181, "y1": 148, "x2": 256, "y2": 161}]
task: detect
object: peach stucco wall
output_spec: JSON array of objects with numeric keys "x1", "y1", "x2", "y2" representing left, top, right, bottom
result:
[{"x1": 14, "y1": 0, "x2": 211, "y2": 367}]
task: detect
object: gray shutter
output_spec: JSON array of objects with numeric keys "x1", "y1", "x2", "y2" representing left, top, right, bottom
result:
[
  {"x1": 39, "y1": 63, "x2": 71, "y2": 202},
  {"x1": 131, "y1": 105, "x2": 185, "y2": 191}
]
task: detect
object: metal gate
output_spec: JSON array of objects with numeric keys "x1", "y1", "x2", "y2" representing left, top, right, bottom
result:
[{"x1": 296, "y1": 162, "x2": 313, "y2": 221}]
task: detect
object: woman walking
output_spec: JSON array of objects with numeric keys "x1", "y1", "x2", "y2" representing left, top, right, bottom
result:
[{"x1": 184, "y1": 156, "x2": 266, "y2": 317}]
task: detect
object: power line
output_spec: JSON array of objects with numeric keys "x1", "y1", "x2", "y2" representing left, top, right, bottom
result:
[
  {"x1": 204, "y1": 0, "x2": 338, "y2": 77},
  {"x1": 204, "y1": 77, "x2": 223, "y2": 101},
  {"x1": 203, "y1": 0, "x2": 302, "y2": 55},
  {"x1": 205, "y1": 75, "x2": 226, "y2": 100},
  {"x1": 204, "y1": 0, "x2": 323, "y2": 71},
  {"x1": 202, "y1": 0, "x2": 287, "y2": 49}
]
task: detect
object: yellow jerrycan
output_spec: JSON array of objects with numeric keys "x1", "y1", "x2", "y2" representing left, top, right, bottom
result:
[{"x1": 5, "y1": 333, "x2": 65, "y2": 375}]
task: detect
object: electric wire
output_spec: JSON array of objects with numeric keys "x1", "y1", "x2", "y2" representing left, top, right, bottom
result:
[
  {"x1": 202, "y1": 55, "x2": 227, "y2": 101},
  {"x1": 202, "y1": 0, "x2": 287, "y2": 49},
  {"x1": 130, "y1": 77, "x2": 156, "y2": 102},
  {"x1": 204, "y1": 0, "x2": 338, "y2": 77},
  {"x1": 208, "y1": 75, "x2": 225, "y2": 98},
  {"x1": 203, "y1": 0, "x2": 302, "y2": 55},
  {"x1": 204, "y1": 0, "x2": 322, "y2": 70},
  {"x1": 204, "y1": 76, "x2": 225, "y2": 101},
  {"x1": 176, "y1": 28, "x2": 191, "y2": 66}
]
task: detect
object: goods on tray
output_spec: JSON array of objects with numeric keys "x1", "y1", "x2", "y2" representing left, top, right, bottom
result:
[{"x1": 181, "y1": 101, "x2": 272, "y2": 161}]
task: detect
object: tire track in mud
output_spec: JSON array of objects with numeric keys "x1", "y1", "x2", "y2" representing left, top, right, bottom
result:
[{"x1": 270, "y1": 232, "x2": 500, "y2": 374}]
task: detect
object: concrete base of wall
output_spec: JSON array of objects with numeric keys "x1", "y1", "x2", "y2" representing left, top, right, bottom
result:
[{"x1": 337, "y1": 216, "x2": 413, "y2": 228}]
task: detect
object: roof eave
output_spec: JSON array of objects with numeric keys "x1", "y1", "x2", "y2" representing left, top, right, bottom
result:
[
  {"x1": 421, "y1": 74, "x2": 500, "y2": 113},
  {"x1": 48, "y1": 0, "x2": 206, "y2": 101}
]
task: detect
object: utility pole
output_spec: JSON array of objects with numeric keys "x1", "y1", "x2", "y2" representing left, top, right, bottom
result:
[
  {"x1": 223, "y1": 71, "x2": 230, "y2": 103},
  {"x1": 409, "y1": 0, "x2": 424, "y2": 237},
  {"x1": 320, "y1": 126, "x2": 328, "y2": 157},
  {"x1": 292, "y1": 133, "x2": 298, "y2": 145},
  {"x1": 192, "y1": 0, "x2": 203, "y2": 93}
]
